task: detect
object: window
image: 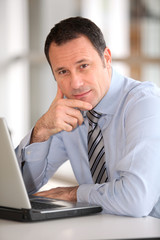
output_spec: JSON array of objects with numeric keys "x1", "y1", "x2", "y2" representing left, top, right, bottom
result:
[{"x1": 0, "y1": 0, "x2": 160, "y2": 186}]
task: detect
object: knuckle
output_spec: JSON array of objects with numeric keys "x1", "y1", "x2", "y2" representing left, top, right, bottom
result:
[
  {"x1": 54, "y1": 118, "x2": 61, "y2": 128},
  {"x1": 73, "y1": 117, "x2": 78, "y2": 125},
  {"x1": 65, "y1": 125, "x2": 73, "y2": 132},
  {"x1": 55, "y1": 104, "x2": 63, "y2": 112}
]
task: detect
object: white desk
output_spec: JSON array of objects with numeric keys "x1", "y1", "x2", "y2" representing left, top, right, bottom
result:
[{"x1": 0, "y1": 214, "x2": 160, "y2": 240}]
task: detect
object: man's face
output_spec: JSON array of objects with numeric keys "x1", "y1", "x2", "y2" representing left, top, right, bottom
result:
[{"x1": 49, "y1": 35, "x2": 112, "y2": 108}]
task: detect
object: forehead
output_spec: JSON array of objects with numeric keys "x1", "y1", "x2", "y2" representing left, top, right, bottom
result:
[{"x1": 48, "y1": 36, "x2": 100, "y2": 68}]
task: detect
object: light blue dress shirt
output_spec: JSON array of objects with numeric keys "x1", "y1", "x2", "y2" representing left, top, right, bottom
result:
[{"x1": 16, "y1": 68, "x2": 160, "y2": 218}]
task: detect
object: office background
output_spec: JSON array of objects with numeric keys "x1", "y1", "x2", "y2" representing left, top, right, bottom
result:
[{"x1": 0, "y1": 0, "x2": 160, "y2": 187}]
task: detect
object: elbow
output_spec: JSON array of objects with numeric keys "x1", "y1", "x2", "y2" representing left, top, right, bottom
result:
[
  {"x1": 117, "y1": 176, "x2": 155, "y2": 217},
  {"x1": 94, "y1": 177, "x2": 156, "y2": 217},
  {"x1": 128, "y1": 202, "x2": 151, "y2": 218},
  {"x1": 101, "y1": 192, "x2": 152, "y2": 217},
  {"x1": 122, "y1": 194, "x2": 154, "y2": 217}
]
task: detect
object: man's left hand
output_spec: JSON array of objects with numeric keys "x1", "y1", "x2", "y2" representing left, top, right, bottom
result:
[{"x1": 34, "y1": 186, "x2": 79, "y2": 202}]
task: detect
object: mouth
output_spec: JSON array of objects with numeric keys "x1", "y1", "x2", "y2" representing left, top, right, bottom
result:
[{"x1": 73, "y1": 90, "x2": 92, "y2": 99}]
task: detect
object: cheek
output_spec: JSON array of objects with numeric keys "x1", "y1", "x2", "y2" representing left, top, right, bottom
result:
[
  {"x1": 91, "y1": 74, "x2": 108, "y2": 100},
  {"x1": 89, "y1": 76, "x2": 101, "y2": 94},
  {"x1": 57, "y1": 78, "x2": 66, "y2": 89},
  {"x1": 57, "y1": 80, "x2": 70, "y2": 97}
]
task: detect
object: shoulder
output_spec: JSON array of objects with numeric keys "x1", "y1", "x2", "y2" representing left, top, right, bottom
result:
[
  {"x1": 120, "y1": 75, "x2": 160, "y2": 110},
  {"x1": 110, "y1": 68, "x2": 160, "y2": 103},
  {"x1": 127, "y1": 79, "x2": 160, "y2": 99},
  {"x1": 123, "y1": 80, "x2": 160, "y2": 123},
  {"x1": 113, "y1": 71, "x2": 160, "y2": 119}
]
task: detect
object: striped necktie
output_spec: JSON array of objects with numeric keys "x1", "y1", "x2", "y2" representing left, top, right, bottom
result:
[{"x1": 87, "y1": 110, "x2": 108, "y2": 184}]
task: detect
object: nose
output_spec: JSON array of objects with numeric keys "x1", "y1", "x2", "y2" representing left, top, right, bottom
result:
[{"x1": 70, "y1": 72, "x2": 84, "y2": 89}]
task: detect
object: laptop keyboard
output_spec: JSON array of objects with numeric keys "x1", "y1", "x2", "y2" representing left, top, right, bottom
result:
[{"x1": 31, "y1": 201, "x2": 62, "y2": 210}]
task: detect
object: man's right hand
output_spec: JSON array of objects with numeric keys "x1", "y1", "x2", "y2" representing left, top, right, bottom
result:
[{"x1": 30, "y1": 86, "x2": 92, "y2": 143}]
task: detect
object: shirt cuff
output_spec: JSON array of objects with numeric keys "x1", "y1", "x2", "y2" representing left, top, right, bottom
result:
[
  {"x1": 15, "y1": 128, "x2": 52, "y2": 164},
  {"x1": 23, "y1": 138, "x2": 51, "y2": 162},
  {"x1": 77, "y1": 184, "x2": 94, "y2": 203}
]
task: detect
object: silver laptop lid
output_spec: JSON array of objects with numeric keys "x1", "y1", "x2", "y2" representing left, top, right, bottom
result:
[{"x1": 0, "y1": 118, "x2": 31, "y2": 209}]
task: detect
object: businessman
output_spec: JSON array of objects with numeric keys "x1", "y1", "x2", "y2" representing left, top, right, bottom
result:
[{"x1": 16, "y1": 17, "x2": 160, "y2": 218}]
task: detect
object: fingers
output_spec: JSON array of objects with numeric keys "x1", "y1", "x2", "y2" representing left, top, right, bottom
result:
[
  {"x1": 64, "y1": 99, "x2": 92, "y2": 111},
  {"x1": 55, "y1": 86, "x2": 64, "y2": 101},
  {"x1": 53, "y1": 105, "x2": 85, "y2": 132},
  {"x1": 64, "y1": 106, "x2": 84, "y2": 126},
  {"x1": 54, "y1": 94, "x2": 92, "y2": 111},
  {"x1": 54, "y1": 85, "x2": 92, "y2": 110},
  {"x1": 49, "y1": 88, "x2": 92, "y2": 132}
]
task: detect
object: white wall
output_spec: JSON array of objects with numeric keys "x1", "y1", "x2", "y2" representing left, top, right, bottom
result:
[{"x1": 0, "y1": 0, "x2": 29, "y2": 147}]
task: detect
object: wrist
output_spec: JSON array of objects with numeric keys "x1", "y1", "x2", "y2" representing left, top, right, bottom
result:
[
  {"x1": 69, "y1": 186, "x2": 78, "y2": 202},
  {"x1": 30, "y1": 126, "x2": 50, "y2": 143}
]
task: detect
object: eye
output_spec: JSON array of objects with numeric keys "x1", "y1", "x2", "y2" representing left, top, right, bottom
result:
[
  {"x1": 80, "y1": 64, "x2": 88, "y2": 69},
  {"x1": 58, "y1": 69, "x2": 67, "y2": 75}
]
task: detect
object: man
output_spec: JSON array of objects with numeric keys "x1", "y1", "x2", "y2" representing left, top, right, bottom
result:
[{"x1": 16, "y1": 17, "x2": 160, "y2": 218}]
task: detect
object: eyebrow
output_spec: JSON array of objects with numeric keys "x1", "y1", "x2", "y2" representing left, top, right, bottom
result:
[
  {"x1": 54, "y1": 58, "x2": 89, "y2": 73},
  {"x1": 55, "y1": 67, "x2": 65, "y2": 73},
  {"x1": 75, "y1": 59, "x2": 88, "y2": 64}
]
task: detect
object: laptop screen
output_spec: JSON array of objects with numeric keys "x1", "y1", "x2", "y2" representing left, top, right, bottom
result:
[{"x1": 0, "y1": 118, "x2": 31, "y2": 209}]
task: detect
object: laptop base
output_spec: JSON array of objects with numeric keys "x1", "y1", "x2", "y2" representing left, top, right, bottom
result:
[{"x1": 0, "y1": 204, "x2": 102, "y2": 222}]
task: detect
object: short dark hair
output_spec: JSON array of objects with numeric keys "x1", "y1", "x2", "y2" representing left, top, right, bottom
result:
[{"x1": 44, "y1": 16, "x2": 106, "y2": 64}]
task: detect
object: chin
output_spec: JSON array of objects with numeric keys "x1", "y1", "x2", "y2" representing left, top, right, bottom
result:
[{"x1": 86, "y1": 99, "x2": 98, "y2": 109}]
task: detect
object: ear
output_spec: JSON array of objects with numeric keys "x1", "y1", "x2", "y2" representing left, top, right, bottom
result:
[{"x1": 104, "y1": 47, "x2": 112, "y2": 68}]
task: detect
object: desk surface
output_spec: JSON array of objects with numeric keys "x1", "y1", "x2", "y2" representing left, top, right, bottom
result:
[{"x1": 0, "y1": 213, "x2": 160, "y2": 240}]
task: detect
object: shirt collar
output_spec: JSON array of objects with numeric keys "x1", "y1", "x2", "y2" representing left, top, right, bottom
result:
[{"x1": 82, "y1": 68, "x2": 125, "y2": 118}]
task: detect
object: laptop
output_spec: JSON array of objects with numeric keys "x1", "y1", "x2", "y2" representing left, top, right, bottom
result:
[{"x1": 0, "y1": 117, "x2": 102, "y2": 222}]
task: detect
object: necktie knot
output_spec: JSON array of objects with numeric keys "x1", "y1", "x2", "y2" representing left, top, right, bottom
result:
[{"x1": 87, "y1": 110, "x2": 102, "y2": 128}]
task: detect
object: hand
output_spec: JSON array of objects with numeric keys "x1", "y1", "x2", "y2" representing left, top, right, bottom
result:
[
  {"x1": 34, "y1": 186, "x2": 78, "y2": 202},
  {"x1": 30, "y1": 86, "x2": 92, "y2": 143}
]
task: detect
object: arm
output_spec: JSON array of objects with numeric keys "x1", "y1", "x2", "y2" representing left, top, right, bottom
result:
[
  {"x1": 78, "y1": 92, "x2": 160, "y2": 217},
  {"x1": 25, "y1": 86, "x2": 160, "y2": 215},
  {"x1": 16, "y1": 86, "x2": 92, "y2": 194},
  {"x1": 35, "y1": 88, "x2": 160, "y2": 209}
]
